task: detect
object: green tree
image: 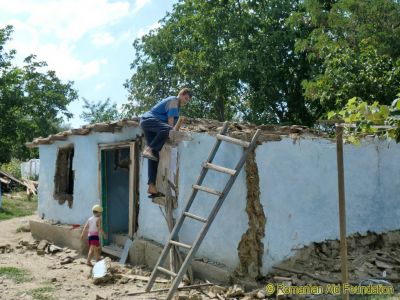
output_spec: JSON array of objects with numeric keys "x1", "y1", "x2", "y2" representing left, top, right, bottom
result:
[
  {"x1": 124, "y1": 0, "x2": 312, "y2": 125},
  {"x1": 291, "y1": 0, "x2": 400, "y2": 118},
  {"x1": 0, "y1": 25, "x2": 78, "y2": 163},
  {"x1": 328, "y1": 95, "x2": 400, "y2": 143},
  {"x1": 80, "y1": 98, "x2": 121, "y2": 124}
]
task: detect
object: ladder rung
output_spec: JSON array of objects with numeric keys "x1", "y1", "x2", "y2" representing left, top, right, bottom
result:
[
  {"x1": 216, "y1": 134, "x2": 250, "y2": 148},
  {"x1": 192, "y1": 184, "x2": 222, "y2": 196},
  {"x1": 184, "y1": 212, "x2": 207, "y2": 223},
  {"x1": 170, "y1": 240, "x2": 192, "y2": 249},
  {"x1": 203, "y1": 162, "x2": 236, "y2": 176},
  {"x1": 157, "y1": 266, "x2": 177, "y2": 277}
]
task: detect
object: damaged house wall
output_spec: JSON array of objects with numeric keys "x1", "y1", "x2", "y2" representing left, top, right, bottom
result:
[
  {"x1": 34, "y1": 120, "x2": 400, "y2": 279},
  {"x1": 38, "y1": 127, "x2": 141, "y2": 224},
  {"x1": 137, "y1": 133, "x2": 249, "y2": 271},
  {"x1": 258, "y1": 138, "x2": 400, "y2": 273}
]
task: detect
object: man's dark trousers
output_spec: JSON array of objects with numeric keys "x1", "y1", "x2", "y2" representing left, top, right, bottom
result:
[{"x1": 140, "y1": 116, "x2": 172, "y2": 184}]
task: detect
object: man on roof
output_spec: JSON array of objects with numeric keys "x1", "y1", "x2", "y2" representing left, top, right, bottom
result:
[{"x1": 140, "y1": 88, "x2": 193, "y2": 198}]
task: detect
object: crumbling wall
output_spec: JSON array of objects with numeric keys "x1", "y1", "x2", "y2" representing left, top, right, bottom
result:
[
  {"x1": 235, "y1": 148, "x2": 266, "y2": 280},
  {"x1": 258, "y1": 138, "x2": 400, "y2": 273},
  {"x1": 37, "y1": 126, "x2": 142, "y2": 224},
  {"x1": 270, "y1": 230, "x2": 400, "y2": 286}
]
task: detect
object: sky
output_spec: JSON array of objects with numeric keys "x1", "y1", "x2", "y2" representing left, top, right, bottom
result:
[{"x1": 0, "y1": 0, "x2": 177, "y2": 128}]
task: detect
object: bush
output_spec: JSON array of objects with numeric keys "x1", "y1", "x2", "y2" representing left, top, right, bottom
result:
[{"x1": 0, "y1": 158, "x2": 22, "y2": 179}]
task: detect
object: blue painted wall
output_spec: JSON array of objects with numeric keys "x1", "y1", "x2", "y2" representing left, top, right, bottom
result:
[
  {"x1": 258, "y1": 138, "x2": 400, "y2": 273},
  {"x1": 37, "y1": 128, "x2": 400, "y2": 274},
  {"x1": 38, "y1": 126, "x2": 141, "y2": 224},
  {"x1": 137, "y1": 133, "x2": 249, "y2": 270}
]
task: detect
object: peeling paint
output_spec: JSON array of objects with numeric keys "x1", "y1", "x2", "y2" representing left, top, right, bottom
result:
[{"x1": 235, "y1": 147, "x2": 266, "y2": 280}]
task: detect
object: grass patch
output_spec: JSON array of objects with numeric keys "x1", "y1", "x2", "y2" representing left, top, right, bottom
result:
[
  {"x1": 0, "y1": 192, "x2": 37, "y2": 221},
  {"x1": 28, "y1": 286, "x2": 57, "y2": 300},
  {"x1": 0, "y1": 266, "x2": 30, "y2": 283}
]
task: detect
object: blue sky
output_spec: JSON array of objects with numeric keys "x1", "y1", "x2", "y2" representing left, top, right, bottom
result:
[{"x1": 0, "y1": 0, "x2": 177, "y2": 128}]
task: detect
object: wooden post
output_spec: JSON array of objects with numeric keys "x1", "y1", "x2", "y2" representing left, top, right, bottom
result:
[
  {"x1": 128, "y1": 142, "x2": 138, "y2": 238},
  {"x1": 336, "y1": 124, "x2": 349, "y2": 300}
]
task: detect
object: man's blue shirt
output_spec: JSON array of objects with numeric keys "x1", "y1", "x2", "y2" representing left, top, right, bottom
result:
[{"x1": 142, "y1": 96, "x2": 179, "y2": 124}]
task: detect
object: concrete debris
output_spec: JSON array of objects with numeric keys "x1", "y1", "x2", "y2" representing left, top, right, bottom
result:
[
  {"x1": 18, "y1": 238, "x2": 38, "y2": 250},
  {"x1": 60, "y1": 256, "x2": 74, "y2": 265},
  {"x1": 0, "y1": 243, "x2": 13, "y2": 254},
  {"x1": 225, "y1": 284, "x2": 245, "y2": 298},
  {"x1": 256, "y1": 289, "x2": 266, "y2": 299},
  {"x1": 265, "y1": 230, "x2": 400, "y2": 292},
  {"x1": 375, "y1": 259, "x2": 393, "y2": 269},
  {"x1": 36, "y1": 240, "x2": 49, "y2": 251},
  {"x1": 47, "y1": 244, "x2": 62, "y2": 254},
  {"x1": 92, "y1": 257, "x2": 127, "y2": 285},
  {"x1": 177, "y1": 290, "x2": 203, "y2": 300}
]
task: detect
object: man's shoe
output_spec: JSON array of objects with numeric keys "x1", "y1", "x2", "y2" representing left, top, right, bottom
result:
[
  {"x1": 142, "y1": 148, "x2": 158, "y2": 161},
  {"x1": 148, "y1": 192, "x2": 165, "y2": 198}
]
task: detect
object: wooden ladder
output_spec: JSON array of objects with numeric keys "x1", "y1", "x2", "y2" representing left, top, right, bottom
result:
[{"x1": 145, "y1": 122, "x2": 261, "y2": 299}]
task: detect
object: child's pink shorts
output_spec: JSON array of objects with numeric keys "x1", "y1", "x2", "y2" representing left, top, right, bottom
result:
[{"x1": 88, "y1": 235, "x2": 100, "y2": 247}]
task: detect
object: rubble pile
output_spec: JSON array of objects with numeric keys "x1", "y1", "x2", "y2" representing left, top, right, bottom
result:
[
  {"x1": 180, "y1": 119, "x2": 323, "y2": 143},
  {"x1": 267, "y1": 230, "x2": 400, "y2": 289},
  {"x1": 6, "y1": 231, "x2": 400, "y2": 299},
  {"x1": 14, "y1": 238, "x2": 80, "y2": 268}
]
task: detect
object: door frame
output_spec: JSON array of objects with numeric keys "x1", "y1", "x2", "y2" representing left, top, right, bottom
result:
[{"x1": 98, "y1": 140, "x2": 139, "y2": 242}]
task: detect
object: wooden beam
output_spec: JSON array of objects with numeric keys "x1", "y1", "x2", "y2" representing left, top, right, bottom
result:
[
  {"x1": 128, "y1": 142, "x2": 137, "y2": 238},
  {"x1": 336, "y1": 124, "x2": 349, "y2": 300},
  {"x1": 126, "y1": 283, "x2": 213, "y2": 296}
]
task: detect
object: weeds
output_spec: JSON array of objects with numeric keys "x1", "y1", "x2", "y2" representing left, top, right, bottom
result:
[
  {"x1": 0, "y1": 266, "x2": 30, "y2": 283},
  {"x1": 28, "y1": 286, "x2": 57, "y2": 300}
]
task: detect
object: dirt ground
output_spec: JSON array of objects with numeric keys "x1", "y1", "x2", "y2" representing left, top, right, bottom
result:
[
  {"x1": 3, "y1": 214, "x2": 400, "y2": 300},
  {"x1": 0, "y1": 214, "x2": 188, "y2": 300}
]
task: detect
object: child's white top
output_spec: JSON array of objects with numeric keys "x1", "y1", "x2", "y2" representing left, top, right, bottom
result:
[{"x1": 88, "y1": 216, "x2": 99, "y2": 236}]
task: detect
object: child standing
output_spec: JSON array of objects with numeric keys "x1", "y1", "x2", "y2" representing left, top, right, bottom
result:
[{"x1": 80, "y1": 204, "x2": 107, "y2": 266}]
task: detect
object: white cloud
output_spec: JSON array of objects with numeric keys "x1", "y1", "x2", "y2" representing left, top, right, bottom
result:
[
  {"x1": 92, "y1": 32, "x2": 115, "y2": 46},
  {"x1": 137, "y1": 21, "x2": 161, "y2": 38},
  {"x1": 0, "y1": 0, "x2": 131, "y2": 80},
  {"x1": 133, "y1": 0, "x2": 152, "y2": 13},
  {"x1": 95, "y1": 83, "x2": 105, "y2": 91},
  {"x1": 35, "y1": 44, "x2": 108, "y2": 79}
]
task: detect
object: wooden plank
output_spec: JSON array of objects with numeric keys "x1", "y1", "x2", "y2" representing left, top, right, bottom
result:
[
  {"x1": 128, "y1": 142, "x2": 135, "y2": 238},
  {"x1": 119, "y1": 238, "x2": 133, "y2": 264},
  {"x1": 183, "y1": 212, "x2": 207, "y2": 223},
  {"x1": 203, "y1": 163, "x2": 236, "y2": 176},
  {"x1": 336, "y1": 124, "x2": 349, "y2": 300},
  {"x1": 102, "y1": 245, "x2": 122, "y2": 258},
  {"x1": 170, "y1": 240, "x2": 191, "y2": 249},
  {"x1": 272, "y1": 266, "x2": 356, "y2": 285},
  {"x1": 127, "y1": 283, "x2": 213, "y2": 296},
  {"x1": 120, "y1": 274, "x2": 169, "y2": 283},
  {"x1": 192, "y1": 184, "x2": 222, "y2": 196},
  {"x1": 157, "y1": 267, "x2": 177, "y2": 277},
  {"x1": 216, "y1": 134, "x2": 250, "y2": 147},
  {"x1": 0, "y1": 170, "x2": 26, "y2": 187}
]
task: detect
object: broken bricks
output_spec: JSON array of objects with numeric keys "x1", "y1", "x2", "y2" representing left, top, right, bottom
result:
[{"x1": 0, "y1": 243, "x2": 13, "y2": 254}]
